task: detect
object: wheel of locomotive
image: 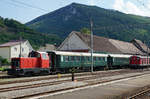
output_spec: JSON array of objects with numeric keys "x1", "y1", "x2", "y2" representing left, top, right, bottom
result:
[{"x1": 24, "y1": 72, "x2": 33, "y2": 77}]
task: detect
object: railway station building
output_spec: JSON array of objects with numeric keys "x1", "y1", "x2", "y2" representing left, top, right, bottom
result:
[
  {"x1": 0, "y1": 40, "x2": 33, "y2": 61},
  {"x1": 57, "y1": 31, "x2": 150, "y2": 55}
]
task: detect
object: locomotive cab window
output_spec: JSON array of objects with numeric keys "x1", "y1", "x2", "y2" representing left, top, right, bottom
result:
[
  {"x1": 42, "y1": 53, "x2": 48, "y2": 59},
  {"x1": 29, "y1": 51, "x2": 40, "y2": 58}
]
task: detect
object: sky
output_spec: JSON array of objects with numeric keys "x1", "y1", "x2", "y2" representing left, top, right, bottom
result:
[{"x1": 0, "y1": 0, "x2": 150, "y2": 23}]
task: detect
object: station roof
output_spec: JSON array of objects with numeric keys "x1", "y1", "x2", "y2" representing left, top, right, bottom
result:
[
  {"x1": 0, "y1": 40, "x2": 27, "y2": 47},
  {"x1": 72, "y1": 31, "x2": 145, "y2": 55}
]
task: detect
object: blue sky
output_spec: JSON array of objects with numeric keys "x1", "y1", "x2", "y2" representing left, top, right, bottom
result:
[{"x1": 0, "y1": 0, "x2": 149, "y2": 23}]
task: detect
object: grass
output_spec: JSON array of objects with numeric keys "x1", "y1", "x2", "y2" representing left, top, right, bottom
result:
[{"x1": 0, "y1": 66, "x2": 9, "y2": 71}]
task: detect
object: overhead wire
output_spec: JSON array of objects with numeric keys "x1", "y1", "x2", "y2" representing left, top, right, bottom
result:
[
  {"x1": 5, "y1": 0, "x2": 49, "y2": 12},
  {"x1": 11, "y1": 0, "x2": 49, "y2": 12},
  {"x1": 0, "y1": 0, "x2": 26, "y2": 9}
]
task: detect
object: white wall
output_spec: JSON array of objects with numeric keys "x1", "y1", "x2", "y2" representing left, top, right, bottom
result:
[
  {"x1": 59, "y1": 33, "x2": 89, "y2": 50},
  {"x1": 0, "y1": 47, "x2": 10, "y2": 60},
  {"x1": 11, "y1": 41, "x2": 32, "y2": 58}
]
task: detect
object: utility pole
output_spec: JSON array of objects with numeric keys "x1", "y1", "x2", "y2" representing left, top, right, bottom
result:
[
  {"x1": 90, "y1": 19, "x2": 93, "y2": 73},
  {"x1": 19, "y1": 36, "x2": 22, "y2": 57},
  {"x1": 147, "y1": 41, "x2": 149, "y2": 64}
]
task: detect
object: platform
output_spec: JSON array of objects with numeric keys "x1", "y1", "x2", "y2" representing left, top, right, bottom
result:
[{"x1": 36, "y1": 72, "x2": 150, "y2": 99}]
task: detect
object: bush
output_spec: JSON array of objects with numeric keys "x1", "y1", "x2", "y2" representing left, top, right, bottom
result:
[
  {"x1": 0, "y1": 56, "x2": 9, "y2": 66},
  {"x1": 0, "y1": 67, "x2": 6, "y2": 71}
]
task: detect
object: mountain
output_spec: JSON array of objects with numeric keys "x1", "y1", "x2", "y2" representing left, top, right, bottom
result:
[
  {"x1": 26, "y1": 3, "x2": 150, "y2": 43},
  {"x1": 0, "y1": 17, "x2": 61, "y2": 49}
]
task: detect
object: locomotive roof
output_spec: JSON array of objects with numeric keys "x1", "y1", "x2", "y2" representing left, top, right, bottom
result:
[
  {"x1": 131, "y1": 55, "x2": 150, "y2": 58},
  {"x1": 51, "y1": 51, "x2": 131, "y2": 58}
]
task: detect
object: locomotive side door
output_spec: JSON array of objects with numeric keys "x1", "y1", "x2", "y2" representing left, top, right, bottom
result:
[{"x1": 40, "y1": 53, "x2": 49, "y2": 68}]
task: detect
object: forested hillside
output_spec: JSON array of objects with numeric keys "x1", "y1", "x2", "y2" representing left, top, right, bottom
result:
[
  {"x1": 26, "y1": 3, "x2": 150, "y2": 43},
  {"x1": 0, "y1": 17, "x2": 61, "y2": 49}
]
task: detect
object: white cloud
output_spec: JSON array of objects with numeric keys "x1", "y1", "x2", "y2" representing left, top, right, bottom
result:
[
  {"x1": 113, "y1": 0, "x2": 150, "y2": 17},
  {"x1": 113, "y1": 0, "x2": 125, "y2": 11},
  {"x1": 125, "y1": 1, "x2": 144, "y2": 15},
  {"x1": 147, "y1": 0, "x2": 150, "y2": 9},
  {"x1": 88, "y1": 0, "x2": 96, "y2": 6}
]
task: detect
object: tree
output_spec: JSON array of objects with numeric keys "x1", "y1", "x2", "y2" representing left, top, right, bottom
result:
[{"x1": 80, "y1": 27, "x2": 90, "y2": 34}]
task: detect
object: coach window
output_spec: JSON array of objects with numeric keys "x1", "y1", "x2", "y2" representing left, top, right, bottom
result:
[
  {"x1": 94, "y1": 57, "x2": 96, "y2": 61},
  {"x1": 102, "y1": 57, "x2": 104, "y2": 61},
  {"x1": 98, "y1": 57, "x2": 101, "y2": 61},
  {"x1": 76, "y1": 56, "x2": 80, "y2": 61},
  {"x1": 87, "y1": 56, "x2": 90, "y2": 61},
  {"x1": 81, "y1": 56, "x2": 84, "y2": 61},
  {"x1": 71, "y1": 56, "x2": 75, "y2": 61},
  {"x1": 65, "y1": 56, "x2": 69, "y2": 62},
  {"x1": 105, "y1": 57, "x2": 107, "y2": 61},
  {"x1": 84, "y1": 57, "x2": 87, "y2": 61},
  {"x1": 61, "y1": 56, "x2": 63, "y2": 62}
]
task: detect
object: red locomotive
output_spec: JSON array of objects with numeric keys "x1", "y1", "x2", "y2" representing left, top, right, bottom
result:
[
  {"x1": 8, "y1": 51, "x2": 50, "y2": 76},
  {"x1": 130, "y1": 55, "x2": 150, "y2": 68}
]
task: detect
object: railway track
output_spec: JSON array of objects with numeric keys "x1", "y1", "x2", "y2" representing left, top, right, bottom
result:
[
  {"x1": 13, "y1": 71, "x2": 150, "y2": 99},
  {"x1": 0, "y1": 69, "x2": 149, "y2": 99},
  {"x1": 0, "y1": 75, "x2": 97, "y2": 93},
  {"x1": 0, "y1": 70, "x2": 132, "y2": 93},
  {"x1": 128, "y1": 87, "x2": 150, "y2": 99},
  {"x1": 0, "y1": 69, "x2": 134, "y2": 85}
]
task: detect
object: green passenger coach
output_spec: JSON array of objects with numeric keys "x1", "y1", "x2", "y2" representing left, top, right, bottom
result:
[{"x1": 47, "y1": 51, "x2": 131, "y2": 73}]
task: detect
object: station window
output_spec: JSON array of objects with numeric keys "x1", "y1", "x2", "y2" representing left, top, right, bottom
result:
[
  {"x1": 22, "y1": 48, "x2": 24, "y2": 52},
  {"x1": 14, "y1": 47, "x2": 17, "y2": 51}
]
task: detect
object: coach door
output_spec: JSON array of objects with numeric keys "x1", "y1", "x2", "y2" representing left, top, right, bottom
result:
[
  {"x1": 48, "y1": 52, "x2": 56, "y2": 71},
  {"x1": 107, "y1": 55, "x2": 113, "y2": 68}
]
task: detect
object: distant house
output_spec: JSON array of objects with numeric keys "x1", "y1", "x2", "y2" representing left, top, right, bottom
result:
[
  {"x1": 0, "y1": 40, "x2": 33, "y2": 61},
  {"x1": 58, "y1": 31, "x2": 149, "y2": 55},
  {"x1": 38, "y1": 44, "x2": 56, "y2": 52}
]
